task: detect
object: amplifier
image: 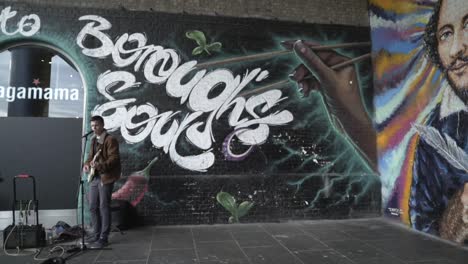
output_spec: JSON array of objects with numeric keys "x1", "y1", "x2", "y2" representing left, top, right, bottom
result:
[{"x1": 3, "y1": 224, "x2": 46, "y2": 249}]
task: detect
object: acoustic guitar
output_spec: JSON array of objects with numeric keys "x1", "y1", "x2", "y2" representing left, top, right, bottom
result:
[{"x1": 87, "y1": 149, "x2": 102, "y2": 183}]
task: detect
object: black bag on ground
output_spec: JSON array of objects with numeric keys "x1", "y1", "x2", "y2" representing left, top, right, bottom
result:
[{"x1": 53, "y1": 221, "x2": 83, "y2": 242}]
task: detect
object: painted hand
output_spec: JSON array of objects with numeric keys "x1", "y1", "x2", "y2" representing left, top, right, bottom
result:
[{"x1": 286, "y1": 40, "x2": 376, "y2": 167}]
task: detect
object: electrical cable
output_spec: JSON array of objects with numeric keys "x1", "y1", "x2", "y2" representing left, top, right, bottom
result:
[
  {"x1": 33, "y1": 245, "x2": 65, "y2": 261},
  {"x1": 19, "y1": 200, "x2": 23, "y2": 225},
  {"x1": 26, "y1": 199, "x2": 33, "y2": 225}
]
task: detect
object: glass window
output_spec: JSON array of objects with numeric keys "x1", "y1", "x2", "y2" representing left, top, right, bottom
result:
[{"x1": 0, "y1": 46, "x2": 84, "y2": 118}]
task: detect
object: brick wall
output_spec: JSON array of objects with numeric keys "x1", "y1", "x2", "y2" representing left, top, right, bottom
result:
[{"x1": 0, "y1": 1, "x2": 379, "y2": 225}]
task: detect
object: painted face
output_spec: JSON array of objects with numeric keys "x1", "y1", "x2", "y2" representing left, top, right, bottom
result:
[
  {"x1": 437, "y1": 0, "x2": 468, "y2": 96},
  {"x1": 91, "y1": 120, "x2": 104, "y2": 136}
]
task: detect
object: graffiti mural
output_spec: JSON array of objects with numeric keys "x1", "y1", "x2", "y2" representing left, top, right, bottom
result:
[
  {"x1": 78, "y1": 15, "x2": 293, "y2": 172},
  {"x1": 370, "y1": 0, "x2": 468, "y2": 243},
  {"x1": 0, "y1": 3, "x2": 379, "y2": 224}
]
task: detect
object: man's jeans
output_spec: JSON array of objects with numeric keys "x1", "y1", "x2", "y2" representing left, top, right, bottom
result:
[{"x1": 89, "y1": 176, "x2": 114, "y2": 241}]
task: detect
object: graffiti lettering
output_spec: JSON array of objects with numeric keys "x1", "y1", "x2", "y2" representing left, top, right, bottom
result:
[
  {"x1": 77, "y1": 16, "x2": 180, "y2": 85},
  {"x1": 76, "y1": 15, "x2": 114, "y2": 58},
  {"x1": 79, "y1": 15, "x2": 294, "y2": 171},
  {"x1": 0, "y1": 7, "x2": 40, "y2": 37}
]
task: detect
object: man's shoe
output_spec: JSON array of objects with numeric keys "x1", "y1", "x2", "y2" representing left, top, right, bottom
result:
[
  {"x1": 85, "y1": 235, "x2": 99, "y2": 244},
  {"x1": 89, "y1": 239, "x2": 108, "y2": 249}
]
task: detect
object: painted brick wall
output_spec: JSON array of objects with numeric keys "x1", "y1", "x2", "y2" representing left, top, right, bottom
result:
[
  {"x1": 0, "y1": 1, "x2": 379, "y2": 225},
  {"x1": 144, "y1": 174, "x2": 380, "y2": 225}
]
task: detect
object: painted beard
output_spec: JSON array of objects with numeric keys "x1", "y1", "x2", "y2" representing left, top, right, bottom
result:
[
  {"x1": 445, "y1": 56, "x2": 468, "y2": 104},
  {"x1": 447, "y1": 78, "x2": 468, "y2": 105}
]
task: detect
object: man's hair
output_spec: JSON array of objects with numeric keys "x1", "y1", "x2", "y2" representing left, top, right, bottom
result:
[
  {"x1": 423, "y1": 0, "x2": 443, "y2": 69},
  {"x1": 90, "y1": 115, "x2": 104, "y2": 124}
]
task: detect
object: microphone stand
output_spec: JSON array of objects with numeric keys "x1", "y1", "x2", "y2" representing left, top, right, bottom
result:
[{"x1": 77, "y1": 131, "x2": 91, "y2": 251}]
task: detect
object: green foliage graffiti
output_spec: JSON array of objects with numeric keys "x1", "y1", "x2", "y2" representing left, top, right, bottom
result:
[
  {"x1": 186, "y1": 30, "x2": 222, "y2": 56},
  {"x1": 216, "y1": 192, "x2": 254, "y2": 223}
]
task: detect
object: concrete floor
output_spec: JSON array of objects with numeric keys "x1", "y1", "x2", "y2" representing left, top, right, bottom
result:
[{"x1": 1, "y1": 218, "x2": 467, "y2": 264}]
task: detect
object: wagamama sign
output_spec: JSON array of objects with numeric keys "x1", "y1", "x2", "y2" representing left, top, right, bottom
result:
[{"x1": 0, "y1": 86, "x2": 80, "y2": 102}]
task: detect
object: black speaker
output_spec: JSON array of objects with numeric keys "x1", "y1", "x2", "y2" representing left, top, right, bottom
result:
[
  {"x1": 3, "y1": 224, "x2": 46, "y2": 249},
  {"x1": 111, "y1": 199, "x2": 136, "y2": 230}
]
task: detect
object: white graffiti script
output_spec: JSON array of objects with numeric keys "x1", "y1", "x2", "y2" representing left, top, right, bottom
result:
[
  {"x1": 77, "y1": 15, "x2": 294, "y2": 171},
  {"x1": 0, "y1": 7, "x2": 40, "y2": 37}
]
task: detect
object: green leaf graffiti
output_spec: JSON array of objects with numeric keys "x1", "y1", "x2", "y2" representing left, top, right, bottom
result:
[
  {"x1": 216, "y1": 191, "x2": 254, "y2": 223},
  {"x1": 186, "y1": 30, "x2": 222, "y2": 56}
]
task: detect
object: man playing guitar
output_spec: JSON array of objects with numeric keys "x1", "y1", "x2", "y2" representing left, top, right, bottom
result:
[{"x1": 83, "y1": 115, "x2": 121, "y2": 248}]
